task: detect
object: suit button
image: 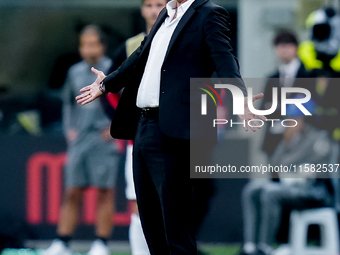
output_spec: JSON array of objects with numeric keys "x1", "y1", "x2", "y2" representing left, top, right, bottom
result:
[
  {"x1": 162, "y1": 69, "x2": 166, "y2": 72},
  {"x1": 161, "y1": 91, "x2": 165, "y2": 94}
]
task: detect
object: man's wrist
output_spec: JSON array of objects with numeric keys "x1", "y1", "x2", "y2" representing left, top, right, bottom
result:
[{"x1": 99, "y1": 81, "x2": 106, "y2": 94}]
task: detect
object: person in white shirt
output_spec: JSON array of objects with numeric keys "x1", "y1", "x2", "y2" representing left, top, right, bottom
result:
[{"x1": 261, "y1": 30, "x2": 313, "y2": 157}]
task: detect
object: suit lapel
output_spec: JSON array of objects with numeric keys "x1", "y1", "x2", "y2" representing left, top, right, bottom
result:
[
  {"x1": 163, "y1": 0, "x2": 208, "y2": 63},
  {"x1": 296, "y1": 62, "x2": 307, "y2": 77},
  {"x1": 139, "y1": 8, "x2": 167, "y2": 57},
  {"x1": 163, "y1": 7, "x2": 196, "y2": 63},
  {"x1": 140, "y1": 0, "x2": 208, "y2": 62}
]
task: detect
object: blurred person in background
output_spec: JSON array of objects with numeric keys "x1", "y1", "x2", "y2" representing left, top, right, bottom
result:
[
  {"x1": 298, "y1": 7, "x2": 340, "y2": 215},
  {"x1": 299, "y1": 7, "x2": 340, "y2": 75},
  {"x1": 42, "y1": 25, "x2": 119, "y2": 255},
  {"x1": 240, "y1": 99, "x2": 335, "y2": 255},
  {"x1": 299, "y1": 7, "x2": 340, "y2": 146},
  {"x1": 109, "y1": 0, "x2": 167, "y2": 70},
  {"x1": 261, "y1": 31, "x2": 313, "y2": 158},
  {"x1": 101, "y1": 1, "x2": 168, "y2": 254}
]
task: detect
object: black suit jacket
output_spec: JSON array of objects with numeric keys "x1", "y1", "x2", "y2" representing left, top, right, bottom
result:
[{"x1": 103, "y1": 0, "x2": 246, "y2": 140}]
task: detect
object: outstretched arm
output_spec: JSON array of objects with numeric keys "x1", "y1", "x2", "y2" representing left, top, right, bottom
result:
[
  {"x1": 204, "y1": 7, "x2": 246, "y2": 95},
  {"x1": 76, "y1": 33, "x2": 150, "y2": 105},
  {"x1": 204, "y1": 7, "x2": 266, "y2": 132}
]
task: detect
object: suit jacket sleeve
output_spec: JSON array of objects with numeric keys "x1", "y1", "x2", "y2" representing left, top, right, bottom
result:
[
  {"x1": 204, "y1": 7, "x2": 247, "y2": 96},
  {"x1": 101, "y1": 34, "x2": 149, "y2": 93}
]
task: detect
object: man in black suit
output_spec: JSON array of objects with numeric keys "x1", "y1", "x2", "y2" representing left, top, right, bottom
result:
[
  {"x1": 76, "y1": 0, "x2": 265, "y2": 254},
  {"x1": 261, "y1": 31, "x2": 313, "y2": 157}
]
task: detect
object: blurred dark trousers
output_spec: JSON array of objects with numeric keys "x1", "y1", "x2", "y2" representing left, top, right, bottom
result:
[
  {"x1": 242, "y1": 181, "x2": 332, "y2": 245},
  {"x1": 133, "y1": 114, "x2": 197, "y2": 255}
]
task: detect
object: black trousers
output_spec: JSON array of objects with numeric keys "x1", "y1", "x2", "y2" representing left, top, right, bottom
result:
[{"x1": 133, "y1": 115, "x2": 197, "y2": 255}]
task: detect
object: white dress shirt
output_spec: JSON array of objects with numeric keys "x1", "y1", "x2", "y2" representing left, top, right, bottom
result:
[
  {"x1": 136, "y1": 0, "x2": 196, "y2": 108},
  {"x1": 269, "y1": 58, "x2": 302, "y2": 135},
  {"x1": 279, "y1": 58, "x2": 301, "y2": 87}
]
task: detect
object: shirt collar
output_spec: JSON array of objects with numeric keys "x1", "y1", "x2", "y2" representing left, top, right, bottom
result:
[
  {"x1": 166, "y1": 0, "x2": 195, "y2": 19},
  {"x1": 280, "y1": 58, "x2": 301, "y2": 74}
]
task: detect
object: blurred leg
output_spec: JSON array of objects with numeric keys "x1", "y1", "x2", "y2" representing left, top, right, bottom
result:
[
  {"x1": 126, "y1": 144, "x2": 150, "y2": 255},
  {"x1": 96, "y1": 188, "x2": 115, "y2": 238},
  {"x1": 129, "y1": 203, "x2": 150, "y2": 255},
  {"x1": 242, "y1": 181, "x2": 264, "y2": 244},
  {"x1": 259, "y1": 182, "x2": 288, "y2": 246},
  {"x1": 57, "y1": 187, "x2": 84, "y2": 235},
  {"x1": 241, "y1": 181, "x2": 264, "y2": 254}
]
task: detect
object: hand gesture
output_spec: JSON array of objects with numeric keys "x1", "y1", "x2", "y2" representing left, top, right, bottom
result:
[
  {"x1": 76, "y1": 67, "x2": 106, "y2": 105},
  {"x1": 238, "y1": 93, "x2": 267, "y2": 132}
]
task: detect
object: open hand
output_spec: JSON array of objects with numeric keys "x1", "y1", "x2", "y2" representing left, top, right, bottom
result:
[
  {"x1": 238, "y1": 93, "x2": 267, "y2": 132},
  {"x1": 76, "y1": 67, "x2": 106, "y2": 105}
]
